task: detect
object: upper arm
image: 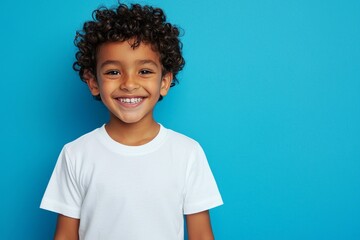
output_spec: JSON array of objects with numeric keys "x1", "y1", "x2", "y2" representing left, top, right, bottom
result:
[
  {"x1": 54, "y1": 214, "x2": 80, "y2": 240},
  {"x1": 186, "y1": 210, "x2": 214, "y2": 240}
]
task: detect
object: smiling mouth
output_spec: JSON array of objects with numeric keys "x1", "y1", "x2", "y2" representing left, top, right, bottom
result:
[{"x1": 117, "y1": 97, "x2": 144, "y2": 104}]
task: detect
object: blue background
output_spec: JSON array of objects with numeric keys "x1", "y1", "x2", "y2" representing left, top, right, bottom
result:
[{"x1": 1, "y1": 0, "x2": 359, "y2": 239}]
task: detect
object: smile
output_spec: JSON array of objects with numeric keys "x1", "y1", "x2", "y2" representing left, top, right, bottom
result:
[{"x1": 118, "y1": 97, "x2": 143, "y2": 104}]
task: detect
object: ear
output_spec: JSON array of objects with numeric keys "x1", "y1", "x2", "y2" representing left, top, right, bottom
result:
[
  {"x1": 160, "y1": 72, "x2": 173, "y2": 97},
  {"x1": 83, "y1": 70, "x2": 100, "y2": 96}
]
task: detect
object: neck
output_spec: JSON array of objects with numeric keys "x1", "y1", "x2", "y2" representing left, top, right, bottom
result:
[{"x1": 105, "y1": 114, "x2": 160, "y2": 146}]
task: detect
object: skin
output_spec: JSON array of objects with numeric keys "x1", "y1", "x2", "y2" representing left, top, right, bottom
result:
[
  {"x1": 186, "y1": 211, "x2": 215, "y2": 240},
  {"x1": 54, "y1": 215, "x2": 79, "y2": 240},
  {"x1": 54, "y1": 40, "x2": 215, "y2": 240}
]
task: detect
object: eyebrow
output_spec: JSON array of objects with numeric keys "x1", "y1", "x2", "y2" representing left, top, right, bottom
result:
[
  {"x1": 99, "y1": 60, "x2": 120, "y2": 69},
  {"x1": 136, "y1": 59, "x2": 159, "y2": 67},
  {"x1": 99, "y1": 59, "x2": 159, "y2": 69}
]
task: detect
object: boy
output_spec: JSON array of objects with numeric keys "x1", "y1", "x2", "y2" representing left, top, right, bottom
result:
[{"x1": 41, "y1": 3, "x2": 223, "y2": 240}]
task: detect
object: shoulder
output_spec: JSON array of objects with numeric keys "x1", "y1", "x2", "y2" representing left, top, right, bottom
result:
[
  {"x1": 166, "y1": 127, "x2": 197, "y2": 142},
  {"x1": 164, "y1": 127, "x2": 203, "y2": 152},
  {"x1": 62, "y1": 125, "x2": 104, "y2": 154}
]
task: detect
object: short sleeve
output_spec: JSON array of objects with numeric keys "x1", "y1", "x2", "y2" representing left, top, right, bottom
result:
[
  {"x1": 183, "y1": 143, "x2": 223, "y2": 215},
  {"x1": 40, "y1": 147, "x2": 82, "y2": 218}
]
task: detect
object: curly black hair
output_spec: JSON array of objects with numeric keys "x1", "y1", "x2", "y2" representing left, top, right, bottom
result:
[{"x1": 73, "y1": 3, "x2": 185, "y2": 100}]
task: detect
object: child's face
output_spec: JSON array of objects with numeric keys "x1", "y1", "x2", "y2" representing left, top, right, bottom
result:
[{"x1": 86, "y1": 40, "x2": 172, "y2": 125}]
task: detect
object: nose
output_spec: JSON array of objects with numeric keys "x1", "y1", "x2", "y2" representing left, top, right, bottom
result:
[{"x1": 120, "y1": 74, "x2": 139, "y2": 92}]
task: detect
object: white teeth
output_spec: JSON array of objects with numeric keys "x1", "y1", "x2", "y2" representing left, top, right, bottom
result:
[{"x1": 119, "y1": 98, "x2": 143, "y2": 104}]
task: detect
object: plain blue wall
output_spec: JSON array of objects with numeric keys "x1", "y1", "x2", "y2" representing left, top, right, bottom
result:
[{"x1": 1, "y1": 0, "x2": 359, "y2": 239}]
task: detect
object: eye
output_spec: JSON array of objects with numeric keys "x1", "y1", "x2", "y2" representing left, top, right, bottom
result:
[
  {"x1": 139, "y1": 69, "x2": 154, "y2": 75},
  {"x1": 104, "y1": 70, "x2": 120, "y2": 75}
]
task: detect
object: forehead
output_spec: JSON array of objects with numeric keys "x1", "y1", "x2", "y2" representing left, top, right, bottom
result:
[{"x1": 96, "y1": 40, "x2": 161, "y2": 65}]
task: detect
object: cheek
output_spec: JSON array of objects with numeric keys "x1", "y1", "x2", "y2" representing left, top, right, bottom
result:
[{"x1": 99, "y1": 81, "x2": 116, "y2": 94}]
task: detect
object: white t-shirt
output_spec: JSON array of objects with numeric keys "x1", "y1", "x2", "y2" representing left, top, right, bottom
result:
[{"x1": 40, "y1": 124, "x2": 223, "y2": 240}]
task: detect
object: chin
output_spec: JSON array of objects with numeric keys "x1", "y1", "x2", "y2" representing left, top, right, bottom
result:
[{"x1": 118, "y1": 116, "x2": 147, "y2": 124}]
